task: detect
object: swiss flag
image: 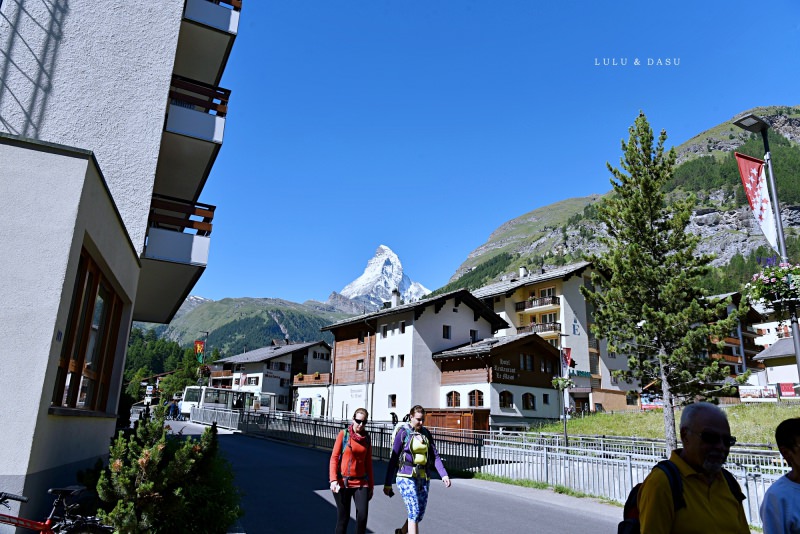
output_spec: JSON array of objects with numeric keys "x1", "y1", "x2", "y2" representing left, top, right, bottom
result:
[{"x1": 735, "y1": 152, "x2": 778, "y2": 253}]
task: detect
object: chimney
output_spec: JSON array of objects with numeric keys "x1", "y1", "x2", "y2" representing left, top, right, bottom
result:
[
  {"x1": 519, "y1": 266, "x2": 528, "y2": 278},
  {"x1": 391, "y1": 288, "x2": 401, "y2": 308}
]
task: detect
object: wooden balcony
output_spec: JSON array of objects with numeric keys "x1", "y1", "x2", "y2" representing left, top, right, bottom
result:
[
  {"x1": 710, "y1": 353, "x2": 741, "y2": 364},
  {"x1": 514, "y1": 295, "x2": 560, "y2": 312},
  {"x1": 148, "y1": 194, "x2": 215, "y2": 237},
  {"x1": 211, "y1": 370, "x2": 232, "y2": 378},
  {"x1": 170, "y1": 74, "x2": 230, "y2": 118},
  {"x1": 293, "y1": 372, "x2": 331, "y2": 386},
  {"x1": 517, "y1": 322, "x2": 561, "y2": 334}
]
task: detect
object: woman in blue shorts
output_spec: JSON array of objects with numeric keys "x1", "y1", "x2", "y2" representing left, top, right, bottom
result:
[{"x1": 383, "y1": 405, "x2": 451, "y2": 534}]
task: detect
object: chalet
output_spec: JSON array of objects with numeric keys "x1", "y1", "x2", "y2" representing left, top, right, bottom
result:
[
  {"x1": 212, "y1": 340, "x2": 331, "y2": 411},
  {"x1": 433, "y1": 333, "x2": 561, "y2": 427},
  {"x1": 471, "y1": 262, "x2": 636, "y2": 413}
]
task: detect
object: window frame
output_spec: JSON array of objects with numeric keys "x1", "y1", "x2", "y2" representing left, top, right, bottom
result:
[
  {"x1": 499, "y1": 390, "x2": 514, "y2": 408},
  {"x1": 522, "y1": 392, "x2": 536, "y2": 410},
  {"x1": 52, "y1": 249, "x2": 123, "y2": 413},
  {"x1": 469, "y1": 389, "x2": 484, "y2": 407},
  {"x1": 446, "y1": 391, "x2": 461, "y2": 407},
  {"x1": 443, "y1": 325, "x2": 451, "y2": 339}
]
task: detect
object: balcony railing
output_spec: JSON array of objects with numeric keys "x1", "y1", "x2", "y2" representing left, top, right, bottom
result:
[
  {"x1": 211, "y1": 370, "x2": 233, "y2": 378},
  {"x1": 293, "y1": 372, "x2": 332, "y2": 386},
  {"x1": 170, "y1": 75, "x2": 230, "y2": 118},
  {"x1": 148, "y1": 194, "x2": 215, "y2": 236},
  {"x1": 517, "y1": 322, "x2": 561, "y2": 334},
  {"x1": 710, "y1": 353, "x2": 741, "y2": 365},
  {"x1": 514, "y1": 295, "x2": 560, "y2": 312}
]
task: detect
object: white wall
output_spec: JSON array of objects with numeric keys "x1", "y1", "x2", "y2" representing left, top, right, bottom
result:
[
  {"x1": 329, "y1": 384, "x2": 373, "y2": 420},
  {"x1": 765, "y1": 363, "x2": 800, "y2": 384},
  {"x1": 0, "y1": 0, "x2": 184, "y2": 253},
  {"x1": 373, "y1": 311, "x2": 415, "y2": 421},
  {"x1": 0, "y1": 142, "x2": 138, "y2": 488},
  {"x1": 489, "y1": 383, "x2": 559, "y2": 419}
]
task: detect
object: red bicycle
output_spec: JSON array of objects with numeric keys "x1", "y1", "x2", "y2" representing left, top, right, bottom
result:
[{"x1": 0, "y1": 485, "x2": 110, "y2": 533}]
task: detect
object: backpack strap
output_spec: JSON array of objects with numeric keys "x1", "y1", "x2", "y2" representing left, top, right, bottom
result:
[
  {"x1": 722, "y1": 469, "x2": 746, "y2": 502},
  {"x1": 337, "y1": 429, "x2": 349, "y2": 480},
  {"x1": 654, "y1": 460, "x2": 685, "y2": 511}
]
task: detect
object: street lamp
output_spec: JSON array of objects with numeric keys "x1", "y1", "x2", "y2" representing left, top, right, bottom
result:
[{"x1": 733, "y1": 114, "x2": 800, "y2": 381}]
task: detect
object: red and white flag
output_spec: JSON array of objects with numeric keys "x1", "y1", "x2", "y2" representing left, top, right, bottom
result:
[
  {"x1": 561, "y1": 347, "x2": 572, "y2": 369},
  {"x1": 735, "y1": 152, "x2": 778, "y2": 253}
]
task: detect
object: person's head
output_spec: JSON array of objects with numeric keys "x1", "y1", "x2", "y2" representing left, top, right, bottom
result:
[
  {"x1": 409, "y1": 405, "x2": 425, "y2": 429},
  {"x1": 679, "y1": 402, "x2": 735, "y2": 475},
  {"x1": 352, "y1": 408, "x2": 368, "y2": 432},
  {"x1": 775, "y1": 417, "x2": 800, "y2": 470}
]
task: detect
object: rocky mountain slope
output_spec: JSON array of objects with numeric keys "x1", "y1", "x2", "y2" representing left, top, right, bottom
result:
[{"x1": 449, "y1": 106, "x2": 800, "y2": 286}]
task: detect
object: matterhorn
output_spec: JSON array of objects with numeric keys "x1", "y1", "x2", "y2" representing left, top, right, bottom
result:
[{"x1": 327, "y1": 245, "x2": 430, "y2": 313}]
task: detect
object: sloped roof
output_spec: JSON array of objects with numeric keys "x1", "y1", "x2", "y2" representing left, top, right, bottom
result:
[
  {"x1": 214, "y1": 340, "x2": 330, "y2": 364},
  {"x1": 321, "y1": 288, "x2": 509, "y2": 331},
  {"x1": 471, "y1": 261, "x2": 592, "y2": 299},
  {"x1": 432, "y1": 332, "x2": 557, "y2": 359},
  {"x1": 754, "y1": 337, "x2": 797, "y2": 361}
]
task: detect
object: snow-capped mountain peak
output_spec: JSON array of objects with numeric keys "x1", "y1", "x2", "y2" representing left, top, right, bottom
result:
[{"x1": 339, "y1": 245, "x2": 430, "y2": 309}]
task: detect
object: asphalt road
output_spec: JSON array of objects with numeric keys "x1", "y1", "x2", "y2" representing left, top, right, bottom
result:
[{"x1": 175, "y1": 422, "x2": 622, "y2": 534}]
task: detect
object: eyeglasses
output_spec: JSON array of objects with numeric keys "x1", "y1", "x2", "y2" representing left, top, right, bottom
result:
[
  {"x1": 695, "y1": 430, "x2": 737, "y2": 447},
  {"x1": 353, "y1": 418, "x2": 366, "y2": 425}
]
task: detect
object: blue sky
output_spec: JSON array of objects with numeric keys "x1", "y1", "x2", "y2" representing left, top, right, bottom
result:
[{"x1": 193, "y1": 0, "x2": 800, "y2": 303}]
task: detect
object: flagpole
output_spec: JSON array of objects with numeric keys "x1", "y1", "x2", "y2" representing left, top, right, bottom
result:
[{"x1": 734, "y1": 114, "x2": 800, "y2": 384}]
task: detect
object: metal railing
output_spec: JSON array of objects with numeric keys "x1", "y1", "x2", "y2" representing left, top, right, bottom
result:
[
  {"x1": 197, "y1": 410, "x2": 784, "y2": 528},
  {"x1": 517, "y1": 322, "x2": 561, "y2": 334},
  {"x1": 514, "y1": 296, "x2": 560, "y2": 312}
]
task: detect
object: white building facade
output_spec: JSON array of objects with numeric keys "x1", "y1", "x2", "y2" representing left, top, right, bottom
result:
[{"x1": 0, "y1": 0, "x2": 241, "y2": 513}]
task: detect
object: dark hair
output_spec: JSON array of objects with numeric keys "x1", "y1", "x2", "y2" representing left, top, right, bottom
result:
[
  {"x1": 409, "y1": 405, "x2": 425, "y2": 417},
  {"x1": 775, "y1": 417, "x2": 800, "y2": 449}
]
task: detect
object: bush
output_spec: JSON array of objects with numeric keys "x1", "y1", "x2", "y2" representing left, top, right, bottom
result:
[{"x1": 97, "y1": 409, "x2": 241, "y2": 533}]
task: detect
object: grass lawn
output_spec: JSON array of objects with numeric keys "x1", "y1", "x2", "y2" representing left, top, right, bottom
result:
[{"x1": 531, "y1": 402, "x2": 800, "y2": 446}]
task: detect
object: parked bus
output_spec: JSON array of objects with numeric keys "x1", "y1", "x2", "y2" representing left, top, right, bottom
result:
[{"x1": 180, "y1": 386, "x2": 255, "y2": 418}]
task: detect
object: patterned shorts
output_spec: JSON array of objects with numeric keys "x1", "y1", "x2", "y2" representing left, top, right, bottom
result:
[{"x1": 396, "y1": 476, "x2": 430, "y2": 522}]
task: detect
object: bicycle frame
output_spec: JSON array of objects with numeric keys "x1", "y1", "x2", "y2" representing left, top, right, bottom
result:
[{"x1": 0, "y1": 511, "x2": 55, "y2": 533}]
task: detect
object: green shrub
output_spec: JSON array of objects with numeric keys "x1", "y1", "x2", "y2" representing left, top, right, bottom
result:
[{"x1": 97, "y1": 410, "x2": 241, "y2": 533}]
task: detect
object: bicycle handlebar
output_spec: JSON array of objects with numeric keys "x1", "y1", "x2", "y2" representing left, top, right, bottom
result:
[{"x1": 0, "y1": 492, "x2": 29, "y2": 503}]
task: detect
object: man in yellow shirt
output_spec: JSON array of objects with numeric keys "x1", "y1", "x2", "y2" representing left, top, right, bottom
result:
[{"x1": 638, "y1": 402, "x2": 749, "y2": 534}]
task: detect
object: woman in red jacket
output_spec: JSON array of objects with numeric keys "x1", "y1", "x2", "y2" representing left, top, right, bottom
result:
[{"x1": 329, "y1": 408, "x2": 374, "y2": 534}]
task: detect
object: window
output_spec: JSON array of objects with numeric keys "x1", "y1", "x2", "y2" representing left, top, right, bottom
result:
[
  {"x1": 470, "y1": 329, "x2": 478, "y2": 342},
  {"x1": 447, "y1": 391, "x2": 461, "y2": 407},
  {"x1": 358, "y1": 331, "x2": 365, "y2": 344},
  {"x1": 379, "y1": 357, "x2": 386, "y2": 371},
  {"x1": 539, "y1": 287, "x2": 555, "y2": 298},
  {"x1": 356, "y1": 359, "x2": 364, "y2": 371},
  {"x1": 542, "y1": 312, "x2": 557, "y2": 324},
  {"x1": 469, "y1": 389, "x2": 484, "y2": 407},
  {"x1": 522, "y1": 393, "x2": 536, "y2": 410},
  {"x1": 390, "y1": 355, "x2": 394, "y2": 368},
  {"x1": 499, "y1": 391, "x2": 514, "y2": 408},
  {"x1": 543, "y1": 393, "x2": 550, "y2": 405},
  {"x1": 540, "y1": 360, "x2": 546, "y2": 372},
  {"x1": 278, "y1": 395, "x2": 288, "y2": 405},
  {"x1": 548, "y1": 338, "x2": 559, "y2": 348},
  {"x1": 611, "y1": 374, "x2": 619, "y2": 385},
  {"x1": 400, "y1": 321, "x2": 406, "y2": 334},
  {"x1": 545, "y1": 360, "x2": 553, "y2": 374},
  {"x1": 388, "y1": 394, "x2": 397, "y2": 408},
  {"x1": 52, "y1": 249, "x2": 123, "y2": 412},
  {"x1": 627, "y1": 394, "x2": 638, "y2": 406},
  {"x1": 608, "y1": 352, "x2": 617, "y2": 359},
  {"x1": 247, "y1": 376, "x2": 259, "y2": 386},
  {"x1": 443, "y1": 325, "x2": 451, "y2": 339},
  {"x1": 398, "y1": 354, "x2": 405, "y2": 367},
  {"x1": 520, "y1": 353, "x2": 534, "y2": 371},
  {"x1": 279, "y1": 378, "x2": 288, "y2": 387},
  {"x1": 382, "y1": 324, "x2": 388, "y2": 338}
]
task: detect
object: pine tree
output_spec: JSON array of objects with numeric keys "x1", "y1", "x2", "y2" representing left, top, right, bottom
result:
[{"x1": 582, "y1": 113, "x2": 744, "y2": 452}]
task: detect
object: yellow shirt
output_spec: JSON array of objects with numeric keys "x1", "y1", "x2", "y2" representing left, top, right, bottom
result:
[{"x1": 638, "y1": 450, "x2": 749, "y2": 534}]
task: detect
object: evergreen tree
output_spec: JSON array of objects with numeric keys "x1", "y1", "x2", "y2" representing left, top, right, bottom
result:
[{"x1": 582, "y1": 113, "x2": 744, "y2": 452}]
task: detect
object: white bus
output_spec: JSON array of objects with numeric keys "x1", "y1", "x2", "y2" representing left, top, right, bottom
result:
[{"x1": 180, "y1": 386, "x2": 255, "y2": 418}]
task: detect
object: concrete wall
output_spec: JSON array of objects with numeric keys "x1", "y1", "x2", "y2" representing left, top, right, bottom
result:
[
  {"x1": 0, "y1": 0, "x2": 184, "y2": 252},
  {"x1": 0, "y1": 139, "x2": 138, "y2": 514}
]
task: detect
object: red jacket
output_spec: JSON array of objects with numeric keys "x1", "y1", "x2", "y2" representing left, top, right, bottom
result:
[{"x1": 329, "y1": 429, "x2": 374, "y2": 490}]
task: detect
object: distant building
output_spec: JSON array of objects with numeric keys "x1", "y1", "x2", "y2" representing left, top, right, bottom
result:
[
  {"x1": 471, "y1": 262, "x2": 636, "y2": 413},
  {"x1": 321, "y1": 288, "x2": 560, "y2": 428},
  {"x1": 211, "y1": 340, "x2": 331, "y2": 411},
  {"x1": 0, "y1": 0, "x2": 240, "y2": 506}
]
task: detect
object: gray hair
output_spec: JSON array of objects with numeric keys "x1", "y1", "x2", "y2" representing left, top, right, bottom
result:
[{"x1": 680, "y1": 402, "x2": 726, "y2": 430}]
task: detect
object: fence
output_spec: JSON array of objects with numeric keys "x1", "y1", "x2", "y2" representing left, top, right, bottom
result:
[{"x1": 220, "y1": 410, "x2": 785, "y2": 528}]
